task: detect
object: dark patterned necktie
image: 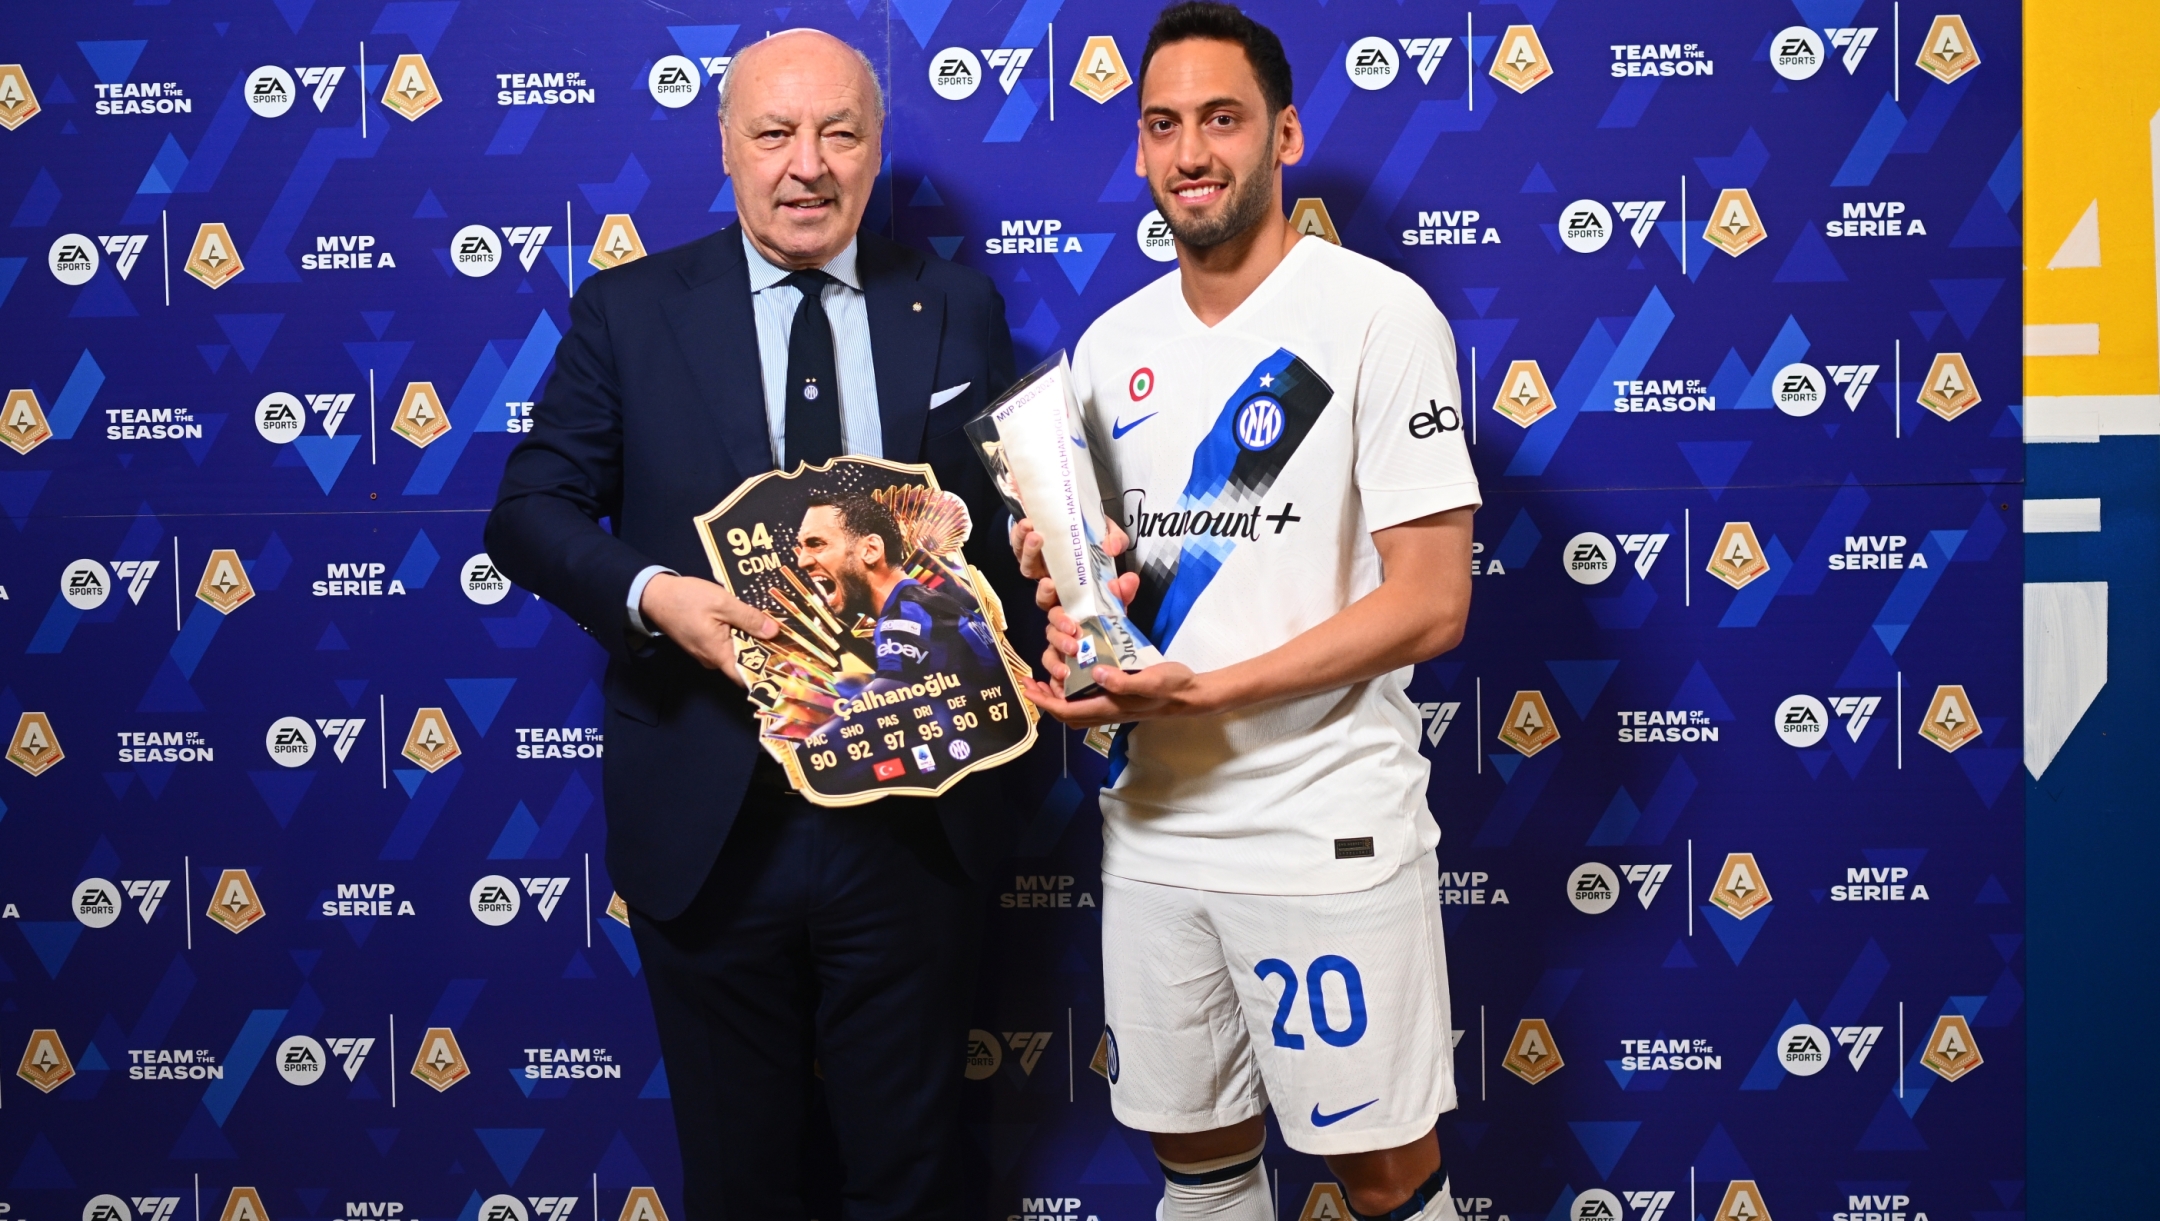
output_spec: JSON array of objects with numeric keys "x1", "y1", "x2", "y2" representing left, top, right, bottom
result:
[{"x1": 781, "y1": 269, "x2": 841, "y2": 468}]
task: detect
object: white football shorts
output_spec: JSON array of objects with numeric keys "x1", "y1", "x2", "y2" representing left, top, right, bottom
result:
[{"x1": 1099, "y1": 853, "x2": 1456, "y2": 1156}]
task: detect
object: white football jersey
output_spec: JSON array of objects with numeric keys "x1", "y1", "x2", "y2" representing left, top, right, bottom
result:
[{"x1": 1071, "y1": 236, "x2": 1481, "y2": 896}]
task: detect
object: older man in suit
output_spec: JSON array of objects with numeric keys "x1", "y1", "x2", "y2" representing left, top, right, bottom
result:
[{"x1": 485, "y1": 29, "x2": 1025, "y2": 1221}]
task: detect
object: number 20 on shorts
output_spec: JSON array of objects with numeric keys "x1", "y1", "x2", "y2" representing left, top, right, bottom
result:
[{"x1": 1254, "y1": 955, "x2": 1368, "y2": 1048}]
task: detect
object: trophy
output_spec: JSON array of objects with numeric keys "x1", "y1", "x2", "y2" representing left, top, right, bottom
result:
[{"x1": 965, "y1": 352, "x2": 1162, "y2": 699}]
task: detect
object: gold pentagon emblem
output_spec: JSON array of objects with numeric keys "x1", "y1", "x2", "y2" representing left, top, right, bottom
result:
[
  {"x1": 219, "y1": 1188, "x2": 271, "y2": 1221},
  {"x1": 1069, "y1": 36, "x2": 1133, "y2": 103},
  {"x1": 1703, "y1": 188, "x2": 1766, "y2": 257},
  {"x1": 207, "y1": 868, "x2": 266, "y2": 932},
  {"x1": 1715, "y1": 1181, "x2": 1771, "y2": 1221},
  {"x1": 1710, "y1": 852, "x2": 1771, "y2": 918},
  {"x1": 589, "y1": 213, "x2": 648, "y2": 269},
  {"x1": 1489, "y1": 25, "x2": 1554, "y2": 93},
  {"x1": 1919, "y1": 684, "x2": 1980, "y2": 752},
  {"x1": 616, "y1": 1188, "x2": 669, "y2": 1221},
  {"x1": 382, "y1": 53, "x2": 442, "y2": 120},
  {"x1": 1297, "y1": 1184, "x2": 1352, "y2": 1221},
  {"x1": 404, "y1": 706, "x2": 463, "y2": 771},
  {"x1": 186, "y1": 222, "x2": 245, "y2": 288},
  {"x1": 1916, "y1": 15, "x2": 1980, "y2": 83},
  {"x1": 1917, "y1": 353, "x2": 1981, "y2": 420},
  {"x1": 1498, "y1": 690, "x2": 1560, "y2": 757},
  {"x1": 0, "y1": 65, "x2": 40, "y2": 131},
  {"x1": 1087, "y1": 1029, "x2": 1112, "y2": 1079},
  {"x1": 1502, "y1": 1018, "x2": 1563, "y2": 1083},
  {"x1": 1919, "y1": 1014, "x2": 1982, "y2": 1080},
  {"x1": 1493, "y1": 359, "x2": 1555, "y2": 427},
  {"x1": 17, "y1": 1028, "x2": 75, "y2": 1092},
  {"x1": 393, "y1": 381, "x2": 450, "y2": 446},
  {"x1": 7, "y1": 711, "x2": 64, "y2": 775},
  {"x1": 1288, "y1": 198, "x2": 1341, "y2": 245},
  {"x1": 3, "y1": 388, "x2": 53, "y2": 454},
  {"x1": 606, "y1": 891, "x2": 631, "y2": 926},
  {"x1": 197, "y1": 548, "x2": 256, "y2": 612},
  {"x1": 1706, "y1": 522, "x2": 1771, "y2": 589},
  {"x1": 411, "y1": 1026, "x2": 470, "y2": 1090}
]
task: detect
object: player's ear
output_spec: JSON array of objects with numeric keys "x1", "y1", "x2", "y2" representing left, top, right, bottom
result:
[{"x1": 1275, "y1": 104, "x2": 1304, "y2": 167}]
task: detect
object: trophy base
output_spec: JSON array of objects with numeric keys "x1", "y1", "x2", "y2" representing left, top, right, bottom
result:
[{"x1": 1061, "y1": 617, "x2": 1161, "y2": 699}]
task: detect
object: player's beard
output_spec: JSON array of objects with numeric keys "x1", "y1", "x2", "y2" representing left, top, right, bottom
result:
[
  {"x1": 1152, "y1": 129, "x2": 1277, "y2": 251},
  {"x1": 836, "y1": 565, "x2": 877, "y2": 620}
]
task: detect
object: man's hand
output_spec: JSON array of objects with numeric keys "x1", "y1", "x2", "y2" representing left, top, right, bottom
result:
[
  {"x1": 1022, "y1": 660, "x2": 1209, "y2": 729},
  {"x1": 1028, "y1": 601, "x2": 1213, "y2": 728},
  {"x1": 639, "y1": 573, "x2": 780, "y2": 686},
  {"x1": 1009, "y1": 516, "x2": 1141, "y2": 613}
]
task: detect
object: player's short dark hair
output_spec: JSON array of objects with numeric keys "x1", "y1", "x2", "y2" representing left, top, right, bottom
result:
[
  {"x1": 807, "y1": 491, "x2": 905, "y2": 566},
  {"x1": 1139, "y1": 2, "x2": 1294, "y2": 116}
]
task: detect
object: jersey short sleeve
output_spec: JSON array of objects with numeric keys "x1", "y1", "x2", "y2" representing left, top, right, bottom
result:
[{"x1": 1352, "y1": 283, "x2": 1482, "y2": 531}]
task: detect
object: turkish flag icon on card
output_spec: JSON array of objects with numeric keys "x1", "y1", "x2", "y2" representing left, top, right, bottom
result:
[{"x1": 873, "y1": 758, "x2": 907, "y2": 782}]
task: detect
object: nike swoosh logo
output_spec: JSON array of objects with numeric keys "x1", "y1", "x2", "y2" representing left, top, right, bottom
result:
[
  {"x1": 1310, "y1": 1099, "x2": 1378, "y2": 1127},
  {"x1": 1111, "y1": 413, "x2": 1158, "y2": 439}
]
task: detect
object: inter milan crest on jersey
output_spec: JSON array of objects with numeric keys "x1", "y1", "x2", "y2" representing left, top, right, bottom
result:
[
  {"x1": 1124, "y1": 348, "x2": 1333, "y2": 648},
  {"x1": 694, "y1": 456, "x2": 1038, "y2": 806}
]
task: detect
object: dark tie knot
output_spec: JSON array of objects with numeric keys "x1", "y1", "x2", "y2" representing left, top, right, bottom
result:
[{"x1": 783, "y1": 269, "x2": 836, "y2": 296}]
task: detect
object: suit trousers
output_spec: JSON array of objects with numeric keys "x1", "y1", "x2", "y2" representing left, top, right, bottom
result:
[{"x1": 630, "y1": 781, "x2": 982, "y2": 1221}]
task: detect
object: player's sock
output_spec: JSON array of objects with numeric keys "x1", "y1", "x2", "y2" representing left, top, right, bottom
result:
[
  {"x1": 1157, "y1": 1144, "x2": 1271, "y2": 1221},
  {"x1": 1346, "y1": 1169, "x2": 1457, "y2": 1221}
]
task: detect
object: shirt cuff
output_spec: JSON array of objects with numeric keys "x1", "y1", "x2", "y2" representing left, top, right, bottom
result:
[
  {"x1": 1361, "y1": 482, "x2": 1483, "y2": 532},
  {"x1": 626, "y1": 565, "x2": 675, "y2": 637}
]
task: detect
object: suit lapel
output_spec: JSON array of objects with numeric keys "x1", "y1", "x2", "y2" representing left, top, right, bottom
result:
[
  {"x1": 861, "y1": 234, "x2": 943, "y2": 464},
  {"x1": 663, "y1": 224, "x2": 775, "y2": 480}
]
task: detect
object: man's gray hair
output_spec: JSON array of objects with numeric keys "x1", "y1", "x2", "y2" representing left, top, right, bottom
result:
[{"x1": 716, "y1": 30, "x2": 886, "y2": 124}]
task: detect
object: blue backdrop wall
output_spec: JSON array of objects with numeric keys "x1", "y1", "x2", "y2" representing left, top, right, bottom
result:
[{"x1": 0, "y1": 4, "x2": 2024, "y2": 1221}]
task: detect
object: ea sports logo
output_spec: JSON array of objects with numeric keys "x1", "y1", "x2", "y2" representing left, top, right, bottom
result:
[
  {"x1": 49, "y1": 233, "x2": 99, "y2": 285},
  {"x1": 255, "y1": 391, "x2": 305, "y2": 443},
  {"x1": 480, "y1": 1197, "x2": 529, "y2": 1221},
  {"x1": 462, "y1": 552, "x2": 512, "y2": 604},
  {"x1": 452, "y1": 224, "x2": 504, "y2": 277},
  {"x1": 964, "y1": 1028, "x2": 1002, "y2": 1079},
  {"x1": 73, "y1": 877, "x2": 123, "y2": 928},
  {"x1": 246, "y1": 65, "x2": 297, "y2": 117},
  {"x1": 1571, "y1": 1190, "x2": 1623, "y2": 1221},
  {"x1": 1562, "y1": 533, "x2": 1616, "y2": 585},
  {"x1": 1235, "y1": 396, "x2": 1284, "y2": 450},
  {"x1": 470, "y1": 874, "x2": 522, "y2": 925},
  {"x1": 1345, "y1": 37, "x2": 1399, "y2": 90},
  {"x1": 265, "y1": 716, "x2": 317, "y2": 767},
  {"x1": 1558, "y1": 201, "x2": 1613, "y2": 253},
  {"x1": 1773, "y1": 363, "x2": 1826, "y2": 416},
  {"x1": 1770, "y1": 27, "x2": 1826, "y2": 79},
  {"x1": 1773, "y1": 695, "x2": 1828, "y2": 747},
  {"x1": 1777, "y1": 1023, "x2": 1830, "y2": 1076},
  {"x1": 928, "y1": 48, "x2": 984, "y2": 100},
  {"x1": 1567, "y1": 863, "x2": 1619, "y2": 914},
  {"x1": 1136, "y1": 209, "x2": 1177, "y2": 262},
  {"x1": 276, "y1": 1034, "x2": 327, "y2": 1085},
  {"x1": 62, "y1": 558, "x2": 112, "y2": 610},
  {"x1": 648, "y1": 55, "x2": 701, "y2": 108}
]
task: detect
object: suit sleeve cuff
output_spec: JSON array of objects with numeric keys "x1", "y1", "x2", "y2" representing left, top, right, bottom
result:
[{"x1": 626, "y1": 565, "x2": 676, "y2": 637}]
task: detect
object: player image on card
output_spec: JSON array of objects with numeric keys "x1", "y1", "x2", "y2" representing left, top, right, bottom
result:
[{"x1": 694, "y1": 457, "x2": 1037, "y2": 805}]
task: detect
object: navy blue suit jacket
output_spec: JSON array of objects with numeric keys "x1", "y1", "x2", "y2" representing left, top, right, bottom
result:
[{"x1": 486, "y1": 223, "x2": 1031, "y2": 920}]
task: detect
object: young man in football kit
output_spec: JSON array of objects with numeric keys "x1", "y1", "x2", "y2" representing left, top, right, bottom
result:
[{"x1": 1011, "y1": 5, "x2": 1479, "y2": 1221}]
